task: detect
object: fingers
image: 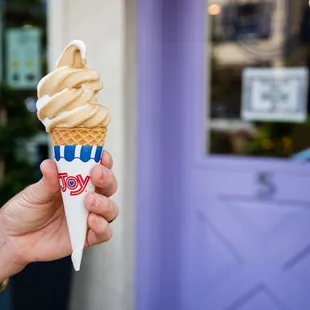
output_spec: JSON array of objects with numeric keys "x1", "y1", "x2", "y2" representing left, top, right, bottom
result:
[
  {"x1": 25, "y1": 160, "x2": 60, "y2": 204},
  {"x1": 101, "y1": 150, "x2": 113, "y2": 170},
  {"x1": 91, "y1": 165, "x2": 118, "y2": 197},
  {"x1": 40, "y1": 160, "x2": 60, "y2": 192},
  {"x1": 86, "y1": 214, "x2": 113, "y2": 247},
  {"x1": 84, "y1": 191, "x2": 118, "y2": 247},
  {"x1": 85, "y1": 192, "x2": 119, "y2": 223},
  {"x1": 92, "y1": 149, "x2": 117, "y2": 197}
]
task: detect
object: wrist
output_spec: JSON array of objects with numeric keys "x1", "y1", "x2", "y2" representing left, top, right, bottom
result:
[{"x1": 0, "y1": 211, "x2": 25, "y2": 281}]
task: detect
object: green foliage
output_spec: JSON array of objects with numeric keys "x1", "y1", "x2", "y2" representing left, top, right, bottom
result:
[{"x1": 242, "y1": 122, "x2": 294, "y2": 158}]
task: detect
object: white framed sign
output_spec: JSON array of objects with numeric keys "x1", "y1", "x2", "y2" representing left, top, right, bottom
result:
[
  {"x1": 6, "y1": 28, "x2": 42, "y2": 89},
  {"x1": 241, "y1": 67, "x2": 309, "y2": 123}
]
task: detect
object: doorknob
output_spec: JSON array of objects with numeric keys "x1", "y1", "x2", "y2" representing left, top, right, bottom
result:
[{"x1": 255, "y1": 171, "x2": 276, "y2": 199}]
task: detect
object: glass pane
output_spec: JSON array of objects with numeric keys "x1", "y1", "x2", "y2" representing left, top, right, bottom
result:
[{"x1": 206, "y1": 0, "x2": 310, "y2": 158}]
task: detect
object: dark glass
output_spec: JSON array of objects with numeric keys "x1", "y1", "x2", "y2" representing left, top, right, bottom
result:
[{"x1": 207, "y1": 0, "x2": 310, "y2": 158}]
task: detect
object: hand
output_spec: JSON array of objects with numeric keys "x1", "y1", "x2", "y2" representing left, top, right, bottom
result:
[{"x1": 0, "y1": 150, "x2": 118, "y2": 278}]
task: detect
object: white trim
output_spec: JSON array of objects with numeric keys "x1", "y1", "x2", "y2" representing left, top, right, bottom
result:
[{"x1": 90, "y1": 145, "x2": 96, "y2": 159}]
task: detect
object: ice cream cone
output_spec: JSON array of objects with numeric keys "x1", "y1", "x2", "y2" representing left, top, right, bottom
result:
[
  {"x1": 36, "y1": 40, "x2": 111, "y2": 271},
  {"x1": 51, "y1": 126, "x2": 107, "y2": 271},
  {"x1": 51, "y1": 127, "x2": 107, "y2": 146}
]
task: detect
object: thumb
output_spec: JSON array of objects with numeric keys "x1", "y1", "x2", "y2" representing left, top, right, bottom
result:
[{"x1": 26, "y1": 160, "x2": 60, "y2": 203}]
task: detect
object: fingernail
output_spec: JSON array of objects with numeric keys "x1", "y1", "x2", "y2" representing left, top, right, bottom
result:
[
  {"x1": 102, "y1": 150, "x2": 108, "y2": 160},
  {"x1": 87, "y1": 192, "x2": 96, "y2": 207},
  {"x1": 101, "y1": 167, "x2": 109, "y2": 179},
  {"x1": 92, "y1": 214, "x2": 99, "y2": 224},
  {"x1": 92, "y1": 193, "x2": 99, "y2": 207},
  {"x1": 108, "y1": 157, "x2": 113, "y2": 169}
]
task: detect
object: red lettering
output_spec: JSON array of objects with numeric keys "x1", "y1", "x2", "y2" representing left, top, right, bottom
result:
[
  {"x1": 59, "y1": 173, "x2": 68, "y2": 192},
  {"x1": 71, "y1": 175, "x2": 90, "y2": 196},
  {"x1": 58, "y1": 173, "x2": 90, "y2": 196}
]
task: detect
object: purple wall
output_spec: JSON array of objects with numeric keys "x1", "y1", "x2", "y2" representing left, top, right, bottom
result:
[{"x1": 136, "y1": 1, "x2": 164, "y2": 309}]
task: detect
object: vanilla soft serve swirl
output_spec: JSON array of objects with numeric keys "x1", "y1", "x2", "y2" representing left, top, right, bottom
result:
[{"x1": 36, "y1": 40, "x2": 110, "y2": 132}]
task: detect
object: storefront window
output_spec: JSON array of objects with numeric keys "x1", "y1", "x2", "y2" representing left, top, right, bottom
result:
[
  {"x1": 0, "y1": 1, "x2": 48, "y2": 309},
  {"x1": 206, "y1": 0, "x2": 310, "y2": 158},
  {"x1": 0, "y1": 0, "x2": 48, "y2": 184}
]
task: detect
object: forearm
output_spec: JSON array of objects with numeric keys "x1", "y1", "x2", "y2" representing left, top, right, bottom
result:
[{"x1": 0, "y1": 218, "x2": 24, "y2": 282}]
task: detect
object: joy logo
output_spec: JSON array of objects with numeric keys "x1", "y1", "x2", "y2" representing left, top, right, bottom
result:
[{"x1": 59, "y1": 173, "x2": 90, "y2": 196}]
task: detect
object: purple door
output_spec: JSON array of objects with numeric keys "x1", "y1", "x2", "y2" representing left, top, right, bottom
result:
[{"x1": 136, "y1": 0, "x2": 310, "y2": 309}]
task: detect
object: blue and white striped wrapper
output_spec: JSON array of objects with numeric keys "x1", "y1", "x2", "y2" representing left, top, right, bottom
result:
[
  {"x1": 53, "y1": 145, "x2": 103, "y2": 163},
  {"x1": 52, "y1": 144, "x2": 104, "y2": 272}
]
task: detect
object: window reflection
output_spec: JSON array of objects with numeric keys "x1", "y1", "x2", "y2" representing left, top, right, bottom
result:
[{"x1": 207, "y1": 0, "x2": 310, "y2": 158}]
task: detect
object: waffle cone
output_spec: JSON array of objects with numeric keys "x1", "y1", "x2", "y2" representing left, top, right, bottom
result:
[{"x1": 50, "y1": 127, "x2": 107, "y2": 146}]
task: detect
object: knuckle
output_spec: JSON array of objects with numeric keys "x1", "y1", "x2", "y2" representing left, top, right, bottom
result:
[{"x1": 22, "y1": 184, "x2": 36, "y2": 203}]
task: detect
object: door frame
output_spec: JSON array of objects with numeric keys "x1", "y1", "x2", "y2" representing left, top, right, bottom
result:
[{"x1": 136, "y1": 1, "x2": 206, "y2": 309}]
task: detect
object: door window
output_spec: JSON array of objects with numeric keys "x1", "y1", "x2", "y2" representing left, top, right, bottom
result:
[{"x1": 206, "y1": 0, "x2": 310, "y2": 159}]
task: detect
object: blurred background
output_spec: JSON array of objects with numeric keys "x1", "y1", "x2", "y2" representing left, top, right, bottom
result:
[{"x1": 1, "y1": 0, "x2": 310, "y2": 309}]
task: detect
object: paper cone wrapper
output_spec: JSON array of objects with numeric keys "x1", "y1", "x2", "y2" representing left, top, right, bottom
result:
[{"x1": 53, "y1": 144, "x2": 104, "y2": 271}]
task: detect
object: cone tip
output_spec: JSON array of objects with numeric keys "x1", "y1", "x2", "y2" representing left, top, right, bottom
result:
[{"x1": 72, "y1": 246, "x2": 84, "y2": 271}]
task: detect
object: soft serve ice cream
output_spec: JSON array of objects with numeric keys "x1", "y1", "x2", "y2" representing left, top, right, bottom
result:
[
  {"x1": 36, "y1": 40, "x2": 111, "y2": 271},
  {"x1": 37, "y1": 40, "x2": 110, "y2": 132}
]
